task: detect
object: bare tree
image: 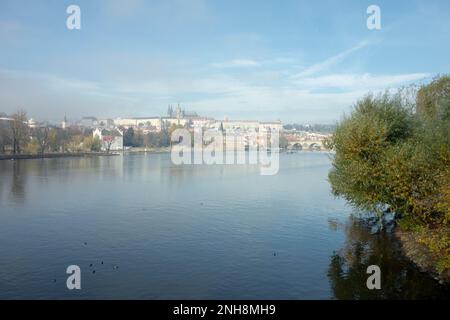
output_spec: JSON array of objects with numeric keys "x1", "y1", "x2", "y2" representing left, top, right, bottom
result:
[
  {"x1": 0, "y1": 120, "x2": 12, "y2": 154},
  {"x1": 34, "y1": 126, "x2": 50, "y2": 156},
  {"x1": 103, "y1": 136, "x2": 114, "y2": 154},
  {"x1": 10, "y1": 110, "x2": 28, "y2": 155}
]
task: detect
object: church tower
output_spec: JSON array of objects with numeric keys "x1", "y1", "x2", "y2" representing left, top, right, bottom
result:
[
  {"x1": 61, "y1": 115, "x2": 67, "y2": 129},
  {"x1": 176, "y1": 103, "x2": 182, "y2": 119}
]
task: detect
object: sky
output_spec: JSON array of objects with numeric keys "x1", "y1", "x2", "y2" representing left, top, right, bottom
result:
[{"x1": 1, "y1": 0, "x2": 449, "y2": 123}]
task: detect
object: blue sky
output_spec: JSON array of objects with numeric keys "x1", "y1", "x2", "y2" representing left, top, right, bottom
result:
[{"x1": 1, "y1": 0, "x2": 449, "y2": 123}]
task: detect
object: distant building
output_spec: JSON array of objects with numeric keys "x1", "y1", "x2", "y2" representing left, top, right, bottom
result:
[
  {"x1": 27, "y1": 118, "x2": 38, "y2": 128},
  {"x1": 97, "y1": 119, "x2": 115, "y2": 129},
  {"x1": 191, "y1": 117, "x2": 215, "y2": 129},
  {"x1": 114, "y1": 117, "x2": 162, "y2": 131},
  {"x1": 176, "y1": 105, "x2": 182, "y2": 119},
  {"x1": 0, "y1": 115, "x2": 12, "y2": 122},
  {"x1": 161, "y1": 117, "x2": 187, "y2": 128},
  {"x1": 221, "y1": 120, "x2": 260, "y2": 132},
  {"x1": 80, "y1": 117, "x2": 98, "y2": 128},
  {"x1": 259, "y1": 121, "x2": 283, "y2": 133},
  {"x1": 167, "y1": 104, "x2": 198, "y2": 119},
  {"x1": 93, "y1": 128, "x2": 123, "y2": 151},
  {"x1": 115, "y1": 116, "x2": 188, "y2": 131},
  {"x1": 0, "y1": 115, "x2": 12, "y2": 128},
  {"x1": 61, "y1": 116, "x2": 68, "y2": 129},
  {"x1": 182, "y1": 110, "x2": 199, "y2": 119}
]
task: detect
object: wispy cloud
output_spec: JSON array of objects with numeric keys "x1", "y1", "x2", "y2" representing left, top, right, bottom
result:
[
  {"x1": 211, "y1": 57, "x2": 298, "y2": 69},
  {"x1": 292, "y1": 41, "x2": 370, "y2": 78},
  {"x1": 212, "y1": 59, "x2": 261, "y2": 69},
  {"x1": 294, "y1": 73, "x2": 430, "y2": 90}
]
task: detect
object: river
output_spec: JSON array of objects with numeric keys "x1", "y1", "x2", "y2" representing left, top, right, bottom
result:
[{"x1": 0, "y1": 152, "x2": 448, "y2": 299}]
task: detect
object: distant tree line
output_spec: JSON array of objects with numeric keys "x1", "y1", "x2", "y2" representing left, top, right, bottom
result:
[
  {"x1": 0, "y1": 111, "x2": 102, "y2": 156},
  {"x1": 327, "y1": 75, "x2": 450, "y2": 277}
]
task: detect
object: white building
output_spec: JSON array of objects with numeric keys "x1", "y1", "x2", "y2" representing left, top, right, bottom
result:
[
  {"x1": 97, "y1": 119, "x2": 115, "y2": 129},
  {"x1": 191, "y1": 117, "x2": 216, "y2": 130},
  {"x1": 161, "y1": 117, "x2": 188, "y2": 128},
  {"x1": 221, "y1": 120, "x2": 260, "y2": 131},
  {"x1": 114, "y1": 117, "x2": 162, "y2": 131},
  {"x1": 27, "y1": 118, "x2": 38, "y2": 128},
  {"x1": 61, "y1": 116, "x2": 68, "y2": 129},
  {"x1": 259, "y1": 121, "x2": 283, "y2": 133},
  {"x1": 80, "y1": 117, "x2": 98, "y2": 128},
  {"x1": 114, "y1": 117, "x2": 188, "y2": 131},
  {"x1": 218, "y1": 120, "x2": 283, "y2": 133},
  {"x1": 93, "y1": 128, "x2": 123, "y2": 151}
]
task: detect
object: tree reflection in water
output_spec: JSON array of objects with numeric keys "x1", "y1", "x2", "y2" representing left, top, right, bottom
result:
[{"x1": 327, "y1": 216, "x2": 450, "y2": 299}]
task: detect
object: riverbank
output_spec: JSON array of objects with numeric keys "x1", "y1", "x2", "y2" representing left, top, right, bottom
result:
[
  {"x1": 0, "y1": 147, "x2": 331, "y2": 160},
  {"x1": 0, "y1": 152, "x2": 119, "y2": 161},
  {"x1": 396, "y1": 227, "x2": 450, "y2": 285},
  {"x1": 123, "y1": 147, "x2": 170, "y2": 154}
]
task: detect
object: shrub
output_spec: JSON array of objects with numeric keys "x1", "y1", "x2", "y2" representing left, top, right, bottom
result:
[{"x1": 329, "y1": 76, "x2": 450, "y2": 278}]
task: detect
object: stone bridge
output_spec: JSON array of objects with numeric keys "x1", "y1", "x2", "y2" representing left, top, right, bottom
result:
[{"x1": 287, "y1": 140, "x2": 326, "y2": 151}]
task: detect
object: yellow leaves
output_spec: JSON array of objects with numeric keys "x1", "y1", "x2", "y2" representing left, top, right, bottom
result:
[{"x1": 330, "y1": 86, "x2": 450, "y2": 230}]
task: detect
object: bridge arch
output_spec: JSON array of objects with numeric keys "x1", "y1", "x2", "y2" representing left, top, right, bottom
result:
[
  {"x1": 308, "y1": 143, "x2": 321, "y2": 151},
  {"x1": 292, "y1": 143, "x2": 303, "y2": 150}
]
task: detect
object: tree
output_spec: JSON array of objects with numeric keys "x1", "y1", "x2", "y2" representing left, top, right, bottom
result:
[
  {"x1": 328, "y1": 92, "x2": 415, "y2": 216},
  {"x1": 91, "y1": 136, "x2": 102, "y2": 151},
  {"x1": 67, "y1": 135, "x2": 84, "y2": 153},
  {"x1": 328, "y1": 76, "x2": 450, "y2": 278},
  {"x1": 279, "y1": 133, "x2": 288, "y2": 149},
  {"x1": 327, "y1": 217, "x2": 448, "y2": 299},
  {"x1": 103, "y1": 136, "x2": 114, "y2": 154},
  {"x1": 416, "y1": 75, "x2": 450, "y2": 121},
  {"x1": 123, "y1": 127, "x2": 135, "y2": 147},
  {"x1": 10, "y1": 110, "x2": 29, "y2": 154},
  {"x1": 83, "y1": 136, "x2": 101, "y2": 152},
  {"x1": 0, "y1": 120, "x2": 12, "y2": 154},
  {"x1": 33, "y1": 126, "x2": 50, "y2": 156}
]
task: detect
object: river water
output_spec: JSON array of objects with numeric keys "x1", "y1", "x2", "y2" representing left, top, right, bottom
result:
[{"x1": 0, "y1": 152, "x2": 448, "y2": 299}]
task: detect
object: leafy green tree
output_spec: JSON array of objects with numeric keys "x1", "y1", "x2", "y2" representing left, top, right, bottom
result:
[
  {"x1": 328, "y1": 93, "x2": 414, "y2": 216},
  {"x1": 328, "y1": 75, "x2": 450, "y2": 278}
]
